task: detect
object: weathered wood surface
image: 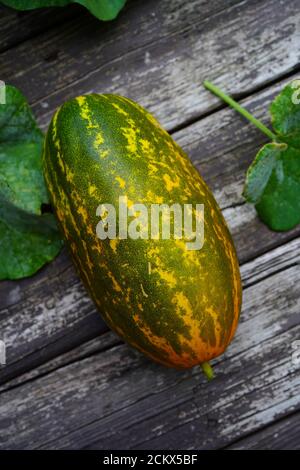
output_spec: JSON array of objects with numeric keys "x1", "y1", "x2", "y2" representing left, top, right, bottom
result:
[
  {"x1": 1, "y1": 73, "x2": 299, "y2": 387},
  {"x1": 0, "y1": 3, "x2": 82, "y2": 53},
  {"x1": 0, "y1": 0, "x2": 300, "y2": 450},
  {"x1": 0, "y1": 239, "x2": 299, "y2": 449},
  {"x1": 227, "y1": 412, "x2": 300, "y2": 450},
  {"x1": 1, "y1": 0, "x2": 300, "y2": 132},
  {"x1": 1, "y1": 234, "x2": 299, "y2": 387}
]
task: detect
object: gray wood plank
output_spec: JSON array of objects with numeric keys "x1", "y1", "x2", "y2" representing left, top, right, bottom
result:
[
  {"x1": 0, "y1": 0, "x2": 299, "y2": 451},
  {"x1": 1, "y1": 235, "x2": 299, "y2": 394},
  {"x1": 0, "y1": 331, "x2": 121, "y2": 393},
  {"x1": 1, "y1": 74, "x2": 299, "y2": 387},
  {"x1": 0, "y1": 4, "x2": 82, "y2": 52},
  {"x1": 227, "y1": 412, "x2": 300, "y2": 449},
  {"x1": 0, "y1": 0, "x2": 299, "y2": 132},
  {"x1": 0, "y1": 249, "x2": 299, "y2": 449},
  {"x1": 0, "y1": 0, "x2": 236, "y2": 53},
  {"x1": 0, "y1": 0, "x2": 238, "y2": 119},
  {"x1": 0, "y1": 248, "x2": 104, "y2": 385}
]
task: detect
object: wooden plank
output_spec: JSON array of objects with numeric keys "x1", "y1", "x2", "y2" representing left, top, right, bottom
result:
[
  {"x1": 1, "y1": 74, "x2": 300, "y2": 387},
  {"x1": 0, "y1": 0, "x2": 298, "y2": 451},
  {"x1": 0, "y1": 0, "x2": 299, "y2": 132},
  {"x1": 0, "y1": 0, "x2": 239, "y2": 121},
  {"x1": 1, "y1": 235, "x2": 299, "y2": 394},
  {"x1": 227, "y1": 412, "x2": 300, "y2": 449},
  {"x1": 0, "y1": 4, "x2": 82, "y2": 52},
  {"x1": 0, "y1": 0, "x2": 236, "y2": 53},
  {"x1": 0, "y1": 331, "x2": 121, "y2": 393},
  {"x1": 0, "y1": 252, "x2": 299, "y2": 449},
  {"x1": 0, "y1": 248, "x2": 103, "y2": 386},
  {"x1": 240, "y1": 238, "x2": 300, "y2": 288}
]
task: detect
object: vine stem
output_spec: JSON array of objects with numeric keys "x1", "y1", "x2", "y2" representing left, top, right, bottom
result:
[
  {"x1": 203, "y1": 80, "x2": 277, "y2": 141},
  {"x1": 200, "y1": 361, "x2": 214, "y2": 381}
]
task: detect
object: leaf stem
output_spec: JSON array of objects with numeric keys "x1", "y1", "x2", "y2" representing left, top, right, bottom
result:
[
  {"x1": 203, "y1": 80, "x2": 277, "y2": 141},
  {"x1": 200, "y1": 361, "x2": 214, "y2": 381}
]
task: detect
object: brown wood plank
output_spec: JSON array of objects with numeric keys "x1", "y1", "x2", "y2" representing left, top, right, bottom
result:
[
  {"x1": 0, "y1": 0, "x2": 299, "y2": 132},
  {"x1": 1, "y1": 74, "x2": 299, "y2": 387},
  {"x1": 0, "y1": 246, "x2": 299, "y2": 449},
  {"x1": 227, "y1": 412, "x2": 300, "y2": 449}
]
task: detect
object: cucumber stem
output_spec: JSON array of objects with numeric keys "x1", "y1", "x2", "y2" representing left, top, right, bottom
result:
[
  {"x1": 203, "y1": 80, "x2": 277, "y2": 141},
  {"x1": 200, "y1": 361, "x2": 214, "y2": 381}
]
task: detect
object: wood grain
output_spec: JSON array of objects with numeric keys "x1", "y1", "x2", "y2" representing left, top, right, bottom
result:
[
  {"x1": 1, "y1": 74, "x2": 299, "y2": 388},
  {"x1": 227, "y1": 412, "x2": 300, "y2": 449},
  {"x1": 0, "y1": 251, "x2": 299, "y2": 449},
  {"x1": 0, "y1": 0, "x2": 239, "y2": 115},
  {"x1": 0, "y1": 3, "x2": 82, "y2": 52},
  {"x1": 1, "y1": 236, "x2": 299, "y2": 394},
  {"x1": 0, "y1": 0, "x2": 299, "y2": 450},
  {"x1": 0, "y1": 0, "x2": 299, "y2": 132}
]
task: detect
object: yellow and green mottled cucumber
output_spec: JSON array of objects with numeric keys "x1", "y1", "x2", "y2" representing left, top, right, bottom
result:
[{"x1": 43, "y1": 94, "x2": 242, "y2": 371}]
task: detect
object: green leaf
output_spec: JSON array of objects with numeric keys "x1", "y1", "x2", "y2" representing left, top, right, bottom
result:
[
  {"x1": 0, "y1": 85, "x2": 62, "y2": 280},
  {"x1": 204, "y1": 80, "x2": 300, "y2": 232},
  {"x1": 255, "y1": 146, "x2": 300, "y2": 231},
  {"x1": 0, "y1": 85, "x2": 43, "y2": 144},
  {"x1": 0, "y1": 220, "x2": 62, "y2": 280},
  {"x1": 1, "y1": 0, "x2": 127, "y2": 21},
  {"x1": 243, "y1": 143, "x2": 287, "y2": 204},
  {"x1": 253, "y1": 80, "x2": 300, "y2": 231},
  {"x1": 243, "y1": 141, "x2": 300, "y2": 231},
  {"x1": 270, "y1": 80, "x2": 300, "y2": 149},
  {"x1": 0, "y1": 141, "x2": 48, "y2": 213},
  {"x1": 0, "y1": 142, "x2": 58, "y2": 233}
]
